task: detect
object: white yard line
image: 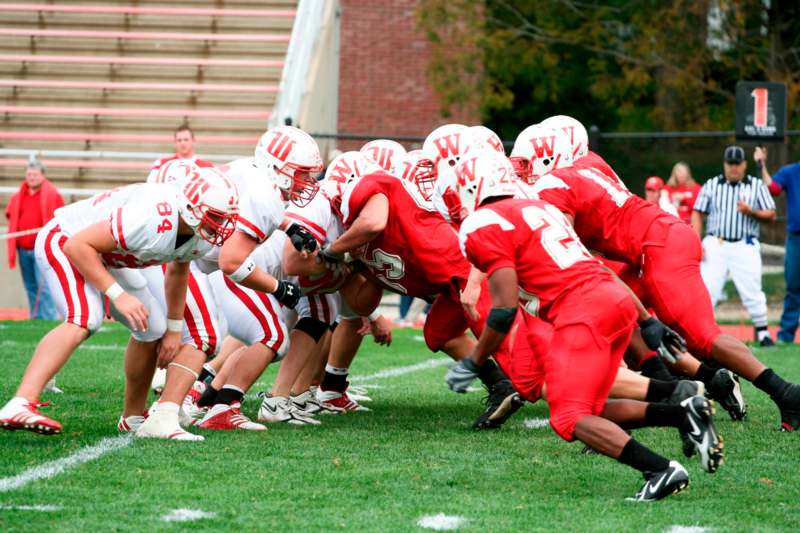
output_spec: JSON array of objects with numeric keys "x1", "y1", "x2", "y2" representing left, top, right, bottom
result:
[
  {"x1": 665, "y1": 527, "x2": 712, "y2": 533},
  {"x1": 417, "y1": 514, "x2": 467, "y2": 530},
  {"x1": 161, "y1": 509, "x2": 216, "y2": 522},
  {"x1": 350, "y1": 357, "x2": 450, "y2": 382},
  {"x1": 523, "y1": 417, "x2": 550, "y2": 429},
  {"x1": 0, "y1": 435, "x2": 132, "y2": 493},
  {"x1": 0, "y1": 340, "x2": 123, "y2": 351},
  {"x1": 0, "y1": 504, "x2": 63, "y2": 511}
]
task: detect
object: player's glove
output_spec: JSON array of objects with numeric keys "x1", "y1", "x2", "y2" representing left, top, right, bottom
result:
[
  {"x1": 318, "y1": 244, "x2": 346, "y2": 275},
  {"x1": 273, "y1": 279, "x2": 301, "y2": 309},
  {"x1": 285, "y1": 223, "x2": 318, "y2": 253},
  {"x1": 639, "y1": 317, "x2": 687, "y2": 364},
  {"x1": 446, "y1": 357, "x2": 481, "y2": 393}
]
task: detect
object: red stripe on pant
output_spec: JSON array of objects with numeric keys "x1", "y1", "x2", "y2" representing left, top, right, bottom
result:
[
  {"x1": 223, "y1": 278, "x2": 283, "y2": 353},
  {"x1": 187, "y1": 273, "x2": 217, "y2": 355},
  {"x1": 255, "y1": 291, "x2": 284, "y2": 352}
]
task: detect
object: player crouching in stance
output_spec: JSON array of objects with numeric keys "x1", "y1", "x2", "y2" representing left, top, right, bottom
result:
[
  {"x1": 451, "y1": 150, "x2": 723, "y2": 501},
  {"x1": 0, "y1": 168, "x2": 239, "y2": 436}
]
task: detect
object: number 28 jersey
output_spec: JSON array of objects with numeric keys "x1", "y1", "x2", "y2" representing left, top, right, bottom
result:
[
  {"x1": 342, "y1": 171, "x2": 470, "y2": 298},
  {"x1": 53, "y1": 183, "x2": 213, "y2": 268},
  {"x1": 459, "y1": 198, "x2": 611, "y2": 322}
]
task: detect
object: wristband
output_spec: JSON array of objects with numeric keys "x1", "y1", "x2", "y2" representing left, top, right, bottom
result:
[
  {"x1": 166, "y1": 319, "x2": 183, "y2": 332},
  {"x1": 104, "y1": 282, "x2": 124, "y2": 301},
  {"x1": 227, "y1": 258, "x2": 256, "y2": 283}
]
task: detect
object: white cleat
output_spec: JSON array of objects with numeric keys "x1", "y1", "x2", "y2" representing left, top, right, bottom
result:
[
  {"x1": 316, "y1": 388, "x2": 370, "y2": 412},
  {"x1": 258, "y1": 395, "x2": 321, "y2": 425},
  {"x1": 346, "y1": 385, "x2": 373, "y2": 402},
  {"x1": 291, "y1": 390, "x2": 344, "y2": 416},
  {"x1": 117, "y1": 414, "x2": 146, "y2": 433},
  {"x1": 136, "y1": 403, "x2": 204, "y2": 441},
  {"x1": 44, "y1": 377, "x2": 63, "y2": 394},
  {"x1": 150, "y1": 367, "x2": 167, "y2": 396},
  {"x1": 0, "y1": 397, "x2": 62, "y2": 435},
  {"x1": 181, "y1": 381, "x2": 208, "y2": 424}
]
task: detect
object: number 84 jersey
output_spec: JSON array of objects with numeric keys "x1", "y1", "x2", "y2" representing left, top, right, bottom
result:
[
  {"x1": 459, "y1": 198, "x2": 612, "y2": 323},
  {"x1": 53, "y1": 183, "x2": 213, "y2": 268}
]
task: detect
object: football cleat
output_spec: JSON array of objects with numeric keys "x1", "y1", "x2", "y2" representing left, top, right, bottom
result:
[
  {"x1": 316, "y1": 388, "x2": 370, "y2": 412},
  {"x1": 117, "y1": 414, "x2": 146, "y2": 433},
  {"x1": 774, "y1": 383, "x2": 800, "y2": 432},
  {"x1": 135, "y1": 406, "x2": 204, "y2": 441},
  {"x1": 680, "y1": 396, "x2": 724, "y2": 473},
  {"x1": 150, "y1": 367, "x2": 167, "y2": 396},
  {"x1": 44, "y1": 377, "x2": 63, "y2": 394},
  {"x1": 181, "y1": 381, "x2": 208, "y2": 423},
  {"x1": 707, "y1": 369, "x2": 747, "y2": 421},
  {"x1": 472, "y1": 380, "x2": 524, "y2": 430},
  {"x1": 258, "y1": 395, "x2": 321, "y2": 425},
  {"x1": 628, "y1": 461, "x2": 689, "y2": 502},
  {"x1": 290, "y1": 390, "x2": 344, "y2": 416},
  {"x1": 667, "y1": 380, "x2": 705, "y2": 406},
  {"x1": 199, "y1": 402, "x2": 266, "y2": 431},
  {"x1": 0, "y1": 397, "x2": 62, "y2": 435},
  {"x1": 345, "y1": 385, "x2": 373, "y2": 403}
]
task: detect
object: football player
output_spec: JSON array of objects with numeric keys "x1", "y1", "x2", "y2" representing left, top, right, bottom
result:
[
  {"x1": 0, "y1": 169, "x2": 239, "y2": 436},
  {"x1": 453, "y1": 149, "x2": 722, "y2": 501}
]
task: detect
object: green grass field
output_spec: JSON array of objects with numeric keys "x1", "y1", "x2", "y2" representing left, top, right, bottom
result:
[{"x1": 1, "y1": 321, "x2": 799, "y2": 532}]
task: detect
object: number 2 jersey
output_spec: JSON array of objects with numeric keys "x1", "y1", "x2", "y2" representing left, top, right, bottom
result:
[
  {"x1": 53, "y1": 183, "x2": 213, "y2": 268},
  {"x1": 342, "y1": 171, "x2": 470, "y2": 298},
  {"x1": 459, "y1": 197, "x2": 612, "y2": 323},
  {"x1": 533, "y1": 152, "x2": 680, "y2": 266}
]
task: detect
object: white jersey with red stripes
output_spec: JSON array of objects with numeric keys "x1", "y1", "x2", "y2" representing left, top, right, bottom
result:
[
  {"x1": 224, "y1": 157, "x2": 285, "y2": 244},
  {"x1": 54, "y1": 183, "x2": 213, "y2": 268}
]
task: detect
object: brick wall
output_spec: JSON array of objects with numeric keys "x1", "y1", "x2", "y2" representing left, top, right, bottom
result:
[{"x1": 337, "y1": 0, "x2": 477, "y2": 149}]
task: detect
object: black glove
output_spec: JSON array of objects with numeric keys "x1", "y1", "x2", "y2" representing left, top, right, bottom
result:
[
  {"x1": 639, "y1": 317, "x2": 687, "y2": 364},
  {"x1": 285, "y1": 223, "x2": 318, "y2": 253},
  {"x1": 273, "y1": 280, "x2": 301, "y2": 309}
]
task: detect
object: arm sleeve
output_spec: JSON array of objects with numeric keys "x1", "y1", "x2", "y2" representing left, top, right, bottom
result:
[
  {"x1": 459, "y1": 213, "x2": 516, "y2": 276},
  {"x1": 693, "y1": 183, "x2": 711, "y2": 213},
  {"x1": 772, "y1": 164, "x2": 797, "y2": 190},
  {"x1": 754, "y1": 181, "x2": 776, "y2": 210},
  {"x1": 768, "y1": 181, "x2": 783, "y2": 195}
]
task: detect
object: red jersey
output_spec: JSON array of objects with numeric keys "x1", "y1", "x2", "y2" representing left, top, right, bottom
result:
[
  {"x1": 15, "y1": 189, "x2": 44, "y2": 249},
  {"x1": 459, "y1": 198, "x2": 611, "y2": 323},
  {"x1": 533, "y1": 153, "x2": 679, "y2": 266},
  {"x1": 343, "y1": 171, "x2": 470, "y2": 298},
  {"x1": 664, "y1": 183, "x2": 701, "y2": 223}
]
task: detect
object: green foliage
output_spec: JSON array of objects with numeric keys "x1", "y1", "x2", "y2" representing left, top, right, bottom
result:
[{"x1": 417, "y1": 0, "x2": 800, "y2": 134}]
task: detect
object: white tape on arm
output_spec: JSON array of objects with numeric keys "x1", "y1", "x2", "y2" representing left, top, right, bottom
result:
[
  {"x1": 166, "y1": 319, "x2": 183, "y2": 333},
  {"x1": 226, "y1": 258, "x2": 256, "y2": 283},
  {"x1": 104, "y1": 282, "x2": 124, "y2": 301}
]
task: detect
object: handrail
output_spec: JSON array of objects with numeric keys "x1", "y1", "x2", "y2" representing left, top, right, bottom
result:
[
  {"x1": 0, "y1": 28, "x2": 290, "y2": 43},
  {"x1": 0, "y1": 53, "x2": 283, "y2": 68},
  {"x1": 0, "y1": 131, "x2": 259, "y2": 145},
  {"x1": 0, "y1": 79, "x2": 278, "y2": 93},
  {"x1": 0, "y1": 105, "x2": 271, "y2": 119},
  {"x1": 0, "y1": 3, "x2": 296, "y2": 18}
]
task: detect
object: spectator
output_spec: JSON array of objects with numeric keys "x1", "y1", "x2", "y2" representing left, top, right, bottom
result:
[
  {"x1": 148, "y1": 124, "x2": 203, "y2": 180},
  {"x1": 644, "y1": 176, "x2": 678, "y2": 216},
  {"x1": 754, "y1": 146, "x2": 800, "y2": 343},
  {"x1": 692, "y1": 145, "x2": 776, "y2": 346},
  {"x1": 5, "y1": 159, "x2": 63, "y2": 319},
  {"x1": 665, "y1": 161, "x2": 701, "y2": 224}
]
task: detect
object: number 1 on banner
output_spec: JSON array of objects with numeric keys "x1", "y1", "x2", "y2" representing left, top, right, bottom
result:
[{"x1": 751, "y1": 88, "x2": 768, "y2": 128}]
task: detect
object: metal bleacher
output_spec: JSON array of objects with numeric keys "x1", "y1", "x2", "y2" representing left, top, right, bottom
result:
[{"x1": 0, "y1": 0, "x2": 297, "y2": 193}]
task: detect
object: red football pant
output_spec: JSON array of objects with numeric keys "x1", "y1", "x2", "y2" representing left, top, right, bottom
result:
[
  {"x1": 541, "y1": 280, "x2": 638, "y2": 442},
  {"x1": 641, "y1": 222, "x2": 721, "y2": 358}
]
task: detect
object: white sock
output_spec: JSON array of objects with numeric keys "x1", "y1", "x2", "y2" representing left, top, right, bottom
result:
[
  {"x1": 156, "y1": 401, "x2": 180, "y2": 414},
  {"x1": 325, "y1": 364, "x2": 349, "y2": 376}
]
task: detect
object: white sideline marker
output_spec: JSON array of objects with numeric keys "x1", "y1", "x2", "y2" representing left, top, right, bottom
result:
[
  {"x1": 665, "y1": 527, "x2": 712, "y2": 533},
  {"x1": 523, "y1": 417, "x2": 549, "y2": 429},
  {"x1": 417, "y1": 514, "x2": 467, "y2": 530},
  {"x1": 0, "y1": 504, "x2": 63, "y2": 512},
  {"x1": 0, "y1": 435, "x2": 132, "y2": 493},
  {"x1": 161, "y1": 509, "x2": 216, "y2": 522},
  {"x1": 351, "y1": 358, "x2": 450, "y2": 382}
]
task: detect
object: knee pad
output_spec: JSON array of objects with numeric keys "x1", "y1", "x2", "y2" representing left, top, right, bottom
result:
[{"x1": 294, "y1": 317, "x2": 328, "y2": 343}]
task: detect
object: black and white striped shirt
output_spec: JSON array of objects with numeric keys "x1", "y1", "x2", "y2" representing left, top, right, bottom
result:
[{"x1": 694, "y1": 174, "x2": 775, "y2": 240}]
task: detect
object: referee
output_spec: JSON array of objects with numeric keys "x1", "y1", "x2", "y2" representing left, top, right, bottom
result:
[{"x1": 692, "y1": 145, "x2": 777, "y2": 346}]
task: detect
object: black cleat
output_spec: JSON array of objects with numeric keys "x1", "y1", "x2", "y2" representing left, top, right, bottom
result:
[
  {"x1": 472, "y1": 381, "x2": 524, "y2": 430},
  {"x1": 680, "y1": 396, "x2": 724, "y2": 473},
  {"x1": 627, "y1": 461, "x2": 689, "y2": 502},
  {"x1": 707, "y1": 369, "x2": 747, "y2": 421},
  {"x1": 774, "y1": 383, "x2": 800, "y2": 432},
  {"x1": 667, "y1": 380, "x2": 705, "y2": 406},
  {"x1": 759, "y1": 336, "x2": 776, "y2": 347}
]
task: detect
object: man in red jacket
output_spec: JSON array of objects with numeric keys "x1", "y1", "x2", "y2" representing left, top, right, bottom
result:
[{"x1": 5, "y1": 160, "x2": 63, "y2": 319}]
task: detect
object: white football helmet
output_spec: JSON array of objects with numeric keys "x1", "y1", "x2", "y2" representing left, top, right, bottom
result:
[
  {"x1": 360, "y1": 139, "x2": 407, "y2": 174},
  {"x1": 510, "y1": 124, "x2": 572, "y2": 183},
  {"x1": 397, "y1": 149, "x2": 433, "y2": 184},
  {"x1": 254, "y1": 126, "x2": 323, "y2": 207},
  {"x1": 468, "y1": 125, "x2": 505, "y2": 155},
  {"x1": 179, "y1": 167, "x2": 240, "y2": 246},
  {"x1": 540, "y1": 115, "x2": 588, "y2": 158},
  {"x1": 322, "y1": 151, "x2": 381, "y2": 211},
  {"x1": 420, "y1": 123, "x2": 471, "y2": 200},
  {"x1": 454, "y1": 149, "x2": 519, "y2": 217},
  {"x1": 152, "y1": 159, "x2": 199, "y2": 186}
]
